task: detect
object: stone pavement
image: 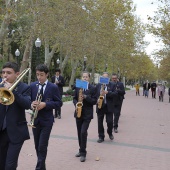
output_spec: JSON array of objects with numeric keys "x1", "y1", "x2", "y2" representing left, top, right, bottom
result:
[{"x1": 18, "y1": 89, "x2": 170, "y2": 170}]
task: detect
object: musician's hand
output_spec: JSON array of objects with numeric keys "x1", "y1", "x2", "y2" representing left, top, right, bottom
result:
[
  {"x1": 37, "y1": 102, "x2": 46, "y2": 110},
  {"x1": 83, "y1": 94, "x2": 87, "y2": 99},
  {"x1": 97, "y1": 99, "x2": 100, "y2": 104},
  {"x1": 55, "y1": 80, "x2": 59, "y2": 84},
  {"x1": 76, "y1": 107, "x2": 78, "y2": 113},
  {"x1": 101, "y1": 90, "x2": 108, "y2": 96},
  {"x1": 79, "y1": 95, "x2": 84, "y2": 100},
  {"x1": 4, "y1": 81, "x2": 12, "y2": 89},
  {"x1": 31, "y1": 101, "x2": 39, "y2": 109}
]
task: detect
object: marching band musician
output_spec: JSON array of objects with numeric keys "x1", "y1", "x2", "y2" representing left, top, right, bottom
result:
[
  {"x1": 96, "y1": 72, "x2": 117, "y2": 143},
  {"x1": 30, "y1": 64, "x2": 62, "y2": 170},
  {"x1": 111, "y1": 73, "x2": 125, "y2": 133},
  {"x1": 73, "y1": 71, "x2": 97, "y2": 162},
  {"x1": 0, "y1": 62, "x2": 31, "y2": 170}
]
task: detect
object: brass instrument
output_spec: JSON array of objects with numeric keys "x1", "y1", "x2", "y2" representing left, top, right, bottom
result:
[
  {"x1": 0, "y1": 68, "x2": 30, "y2": 105},
  {"x1": 98, "y1": 84, "x2": 105, "y2": 109},
  {"x1": 76, "y1": 88, "x2": 83, "y2": 118},
  {"x1": 0, "y1": 78, "x2": 7, "y2": 85},
  {"x1": 28, "y1": 88, "x2": 42, "y2": 128}
]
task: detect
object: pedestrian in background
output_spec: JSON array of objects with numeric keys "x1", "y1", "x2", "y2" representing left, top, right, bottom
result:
[
  {"x1": 143, "y1": 80, "x2": 150, "y2": 98},
  {"x1": 51, "y1": 68, "x2": 65, "y2": 119},
  {"x1": 157, "y1": 83, "x2": 165, "y2": 102},
  {"x1": 151, "y1": 81, "x2": 157, "y2": 98},
  {"x1": 134, "y1": 83, "x2": 140, "y2": 96},
  {"x1": 112, "y1": 73, "x2": 125, "y2": 133}
]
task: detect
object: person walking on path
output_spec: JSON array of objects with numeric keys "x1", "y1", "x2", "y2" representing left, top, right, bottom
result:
[
  {"x1": 96, "y1": 72, "x2": 117, "y2": 142},
  {"x1": 143, "y1": 80, "x2": 150, "y2": 98},
  {"x1": 30, "y1": 64, "x2": 62, "y2": 170},
  {"x1": 157, "y1": 83, "x2": 165, "y2": 102},
  {"x1": 0, "y1": 62, "x2": 31, "y2": 170},
  {"x1": 73, "y1": 71, "x2": 97, "y2": 162},
  {"x1": 151, "y1": 81, "x2": 157, "y2": 98},
  {"x1": 111, "y1": 73, "x2": 125, "y2": 133},
  {"x1": 51, "y1": 68, "x2": 65, "y2": 119},
  {"x1": 134, "y1": 83, "x2": 140, "y2": 96}
]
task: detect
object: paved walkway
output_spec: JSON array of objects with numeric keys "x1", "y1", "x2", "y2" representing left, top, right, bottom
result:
[{"x1": 18, "y1": 89, "x2": 170, "y2": 170}]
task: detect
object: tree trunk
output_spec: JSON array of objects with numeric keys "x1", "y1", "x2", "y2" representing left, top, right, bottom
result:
[
  {"x1": 69, "y1": 59, "x2": 78, "y2": 89},
  {"x1": 28, "y1": 41, "x2": 33, "y2": 85},
  {"x1": 20, "y1": 35, "x2": 33, "y2": 72}
]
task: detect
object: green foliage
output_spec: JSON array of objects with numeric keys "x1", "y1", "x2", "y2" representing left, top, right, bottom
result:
[
  {"x1": 62, "y1": 95, "x2": 73, "y2": 102},
  {"x1": 63, "y1": 89, "x2": 74, "y2": 96}
]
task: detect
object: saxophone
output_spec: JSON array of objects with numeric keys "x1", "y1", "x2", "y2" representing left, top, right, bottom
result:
[
  {"x1": 28, "y1": 88, "x2": 42, "y2": 128},
  {"x1": 76, "y1": 88, "x2": 83, "y2": 118},
  {"x1": 98, "y1": 84, "x2": 105, "y2": 109}
]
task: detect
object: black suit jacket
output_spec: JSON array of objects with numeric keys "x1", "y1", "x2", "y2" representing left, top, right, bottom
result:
[
  {"x1": 30, "y1": 81, "x2": 62, "y2": 126},
  {"x1": 143, "y1": 83, "x2": 151, "y2": 90},
  {"x1": 51, "y1": 75, "x2": 65, "y2": 96},
  {"x1": 113, "y1": 81, "x2": 126, "y2": 105},
  {"x1": 73, "y1": 84, "x2": 97, "y2": 120},
  {"x1": 0, "y1": 82, "x2": 31, "y2": 143},
  {"x1": 96, "y1": 82, "x2": 118, "y2": 113}
]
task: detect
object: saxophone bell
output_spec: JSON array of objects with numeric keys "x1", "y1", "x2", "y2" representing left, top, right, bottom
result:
[
  {"x1": 76, "y1": 88, "x2": 83, "y2": 118},
  {"x1": 98, "y1": 84, "x2": 105, "y2": 109}
]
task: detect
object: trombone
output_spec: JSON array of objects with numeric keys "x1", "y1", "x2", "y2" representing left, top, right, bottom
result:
[{"x1": 0, "y1": 68, "x2": 30, "y2": 105}]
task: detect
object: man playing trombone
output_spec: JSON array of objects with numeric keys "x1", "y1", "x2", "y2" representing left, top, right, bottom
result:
[{"x1": 0, "y1": 62, "x2": 31, "y2": 170}]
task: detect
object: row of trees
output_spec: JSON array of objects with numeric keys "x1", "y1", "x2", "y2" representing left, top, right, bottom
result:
[
  {"x1": 0, "y1": 0, "x2": 161, "y2": 87},
  {"x1": 148, "y1": 0, "x2": 170, "y2": 84}
]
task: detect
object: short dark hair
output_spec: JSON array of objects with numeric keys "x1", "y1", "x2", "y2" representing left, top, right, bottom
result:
[
  {"x1": 82, "y1": 71, "x2": 90, "y2": 77},
  {"x1": 112, "y1": 73, "x2": 118, "y2": 77},
  {"x1": 102, "y1": 72, "x2": 109, "y2": 76},
  {"x1": 36, "y1": 64, "x2": 49, "y2": 74},
  {"x1": 55, "y1": 68, "x2": 61, "y2": 73},
  {"x1": 2, "y1": 62, "x2": 19, "y2": 72}
]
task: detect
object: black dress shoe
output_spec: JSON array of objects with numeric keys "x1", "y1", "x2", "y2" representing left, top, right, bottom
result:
[
  {"x1": 109, "y1": 134, "x2": 114, "y2": 140},
  {"x1": 80, "y1": 156, "x2": 86, "y2": 162},
  {"x1": 75, "y1": 152, "x2": 81, "y2": 157},
  {"x1": 97, "y1": 138, "x2": 104, "y2": 143},
  {"x1": 114, "y1": 128, "x2": 118, "y2": 133},
  {"x1": 58, "y1": 115, "x2": 61, "y2": 119}
]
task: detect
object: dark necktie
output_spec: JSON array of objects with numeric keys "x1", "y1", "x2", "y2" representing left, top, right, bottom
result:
[
  {"x1": 1, "y1": 106, "x2": 8, "y2": 131},
  {"x1": 39, "y1": 83, "x2": 45, "y2": 96},
  {"x1": 104, "y1": 85, "x2": 107, "y2": 104}
]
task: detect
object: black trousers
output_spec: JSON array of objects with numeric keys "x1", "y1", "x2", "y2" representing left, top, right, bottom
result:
[
  {"x1": 152, "y1": 90, "x2": 156, "y2": 98},
  {"x1": 97, "y1": 105, "x2": 113, "y2": 139},
  {"x1": 136, "y1": 90, "x2": 140, "y2": 96},
  {"x1": 55, "y1": 107, "x2": 61, "y2": 117},
  {"x1": 32, "y1": 125, "x2": 52, "y2": 170},
  {"x1": 0, "y1": 130, "x2": 23, "y2": 170},
  {"x1": 55, "y1": 95, "x2": 62, "y2": 117},
  {"x1": 76, "y1": 118, "x2": 91, "y2": 157},
  {"x1": 113, "y1": 104, "x2": 121, "y2": 129}
]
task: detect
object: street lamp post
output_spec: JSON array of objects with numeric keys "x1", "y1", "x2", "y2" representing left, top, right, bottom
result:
[
  {"x1": 57, "y1": 58, "x2": 60, "y2": 68},
  {"x1": 15, "y1": 49, "x2": 20, "y2": 66},
  {"x1": 35, "y1": 38, "x2": 41, "y2": 65},
  {"x1": 83, "y1": 56, "x2": 87, "y2": 71},
  {"x1": 105, "y1": 63, "x2": 108, "y2": 72},
  {"x1": 124, "y1": 70, "x2": 127, "y2": 88}
]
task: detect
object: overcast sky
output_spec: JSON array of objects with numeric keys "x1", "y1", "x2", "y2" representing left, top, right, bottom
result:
[{"x1": 132, "y1": 0, "x2": 163, "y2": 56}]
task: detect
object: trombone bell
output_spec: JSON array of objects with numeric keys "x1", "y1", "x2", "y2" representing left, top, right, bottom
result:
[
  {"x1": 0, "y1": 87, "x2": 14, "y2": 105},
  {"x1": 0, "y1": 68, "x2": 30, "y2": 105}
]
